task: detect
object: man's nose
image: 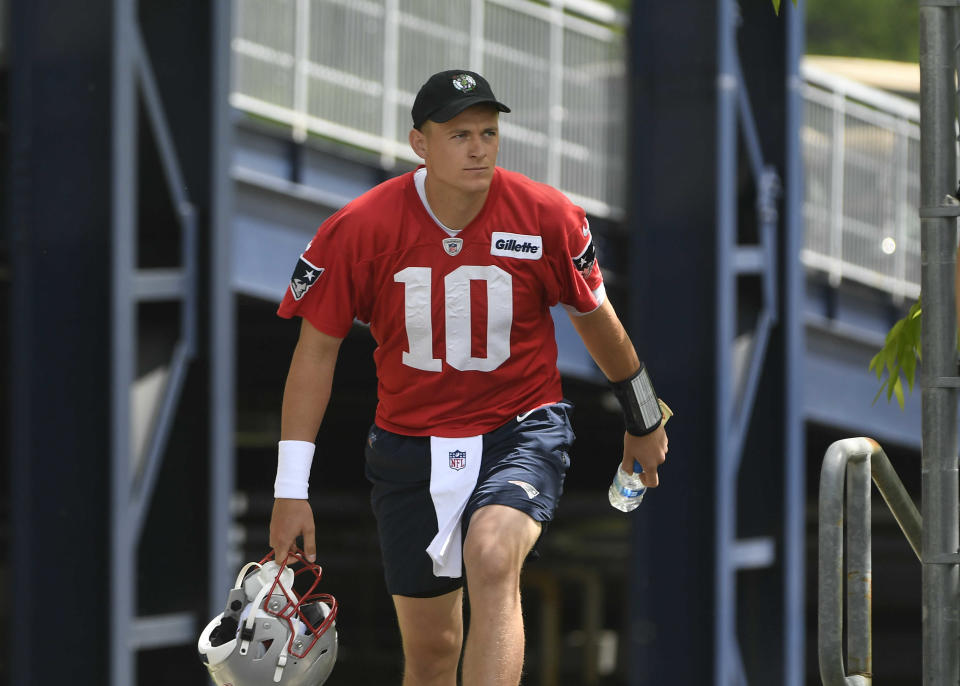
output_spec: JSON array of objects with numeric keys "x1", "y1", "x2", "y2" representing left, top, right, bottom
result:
[{"x1": 468, "y1": 137, "x2": 485, "y2": 158}]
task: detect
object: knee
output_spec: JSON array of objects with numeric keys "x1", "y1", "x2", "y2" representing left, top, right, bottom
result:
[
  {"x1": 463, "y1": 535, "x2": 522, "y2": 591},
  {"x1": 402, "y1": 625, "x2": 462, "y2": 680}
]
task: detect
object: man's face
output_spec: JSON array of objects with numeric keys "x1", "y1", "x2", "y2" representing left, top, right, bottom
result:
[{"x1": 410, "y1": 105, "x2": 500, "y2": 195}]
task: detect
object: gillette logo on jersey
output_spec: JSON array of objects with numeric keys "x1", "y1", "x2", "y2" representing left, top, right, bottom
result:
[
  {"x1": 276, "y1": 166, "x2": 606, "y2": 437},
  {"x1": 490, "y1": 232, "x2": 542, "y2": 260}
]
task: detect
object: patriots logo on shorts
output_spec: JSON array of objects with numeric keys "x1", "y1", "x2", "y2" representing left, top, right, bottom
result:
[
  {"x1": 289, "y1": 255, "x2": 324, "y2": 301},
  {"x1": 573, "y1": 240, "x2": 596, "y2": 280},
  {"x1": 448, "y1": 450, "x2": 466, "y2": 471}
]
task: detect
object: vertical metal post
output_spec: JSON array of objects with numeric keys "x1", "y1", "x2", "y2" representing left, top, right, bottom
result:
[
  {"x1": 818, "y1": 441, "x2": 852, "y2": 686},
  {"x1": 110, "y1": 1, "x2": 137, "y2": 684},
  {"x1": 714, "y1": 0, "x2": 738, "y2": 682},
  {"x1": 828, "y1": 91, "x2": 846, "y2": 288},
  {"x1": 894, "y1": 118, "x2": 910, "y2": 302},
  {"x1": 8, "y1": 2, "x2": 113, "y2": 682},
  {"x1": 819, "y1": 437, "x2": 906, "y2": 686},
  {"x1": 845, "y1": 460, "x2": 872, "y2": 676},
  {"x1": 783, "y1": 3, "x2": 807, "y2": 684},
  {"x1": 547, "y1": 0, "x2": 565, "y2": 190},
  {"x1": 380, "y1": 0, "x2": 398, "y2": 168},
  {"x1": 292, "y1": 0, "x2": 309, "y2": 143},
  {"x1": 469, "y1": 0, "x2": 485, "y2": 73},
  {"x1": 110, "y1": 2, "x2": 202, "y2": 671},
  {"x1": 209, "y1": 0, "x2": 237, "y2": 615},
  {"x1": 952, "y1": 11, "x2": 960, "y2": 142},
  {"x1": 918, "y1": 3, "x2": 960, "y2": 685}
]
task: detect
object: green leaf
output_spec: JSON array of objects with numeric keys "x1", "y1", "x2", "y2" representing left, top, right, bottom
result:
[
  {"x1": 870, "y1": 296, "x2": 922, "y2": 409},
  {"x1": 903, "y1": 351, "x2": 917, "y2": 391},
  {"x1": 887, "y1": 318, "x2": 905, "y2": 342},
  {"x1": 872, "y1": 380, "x2": 887, "y2": 406},
  {"x1": 771, "y1": 0, "x2": 797, "y2": 14},
  {"x1": 884, "y1": 341, "x2": 900, "y2": 373}
]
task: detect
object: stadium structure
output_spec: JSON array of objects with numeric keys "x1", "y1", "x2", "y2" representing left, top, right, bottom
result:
[{"x1": 2, "y1": 1, "x2": 952, "y2": 685}]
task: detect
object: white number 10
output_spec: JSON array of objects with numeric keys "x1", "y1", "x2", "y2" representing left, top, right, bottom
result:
[{"x1": 394, "y1": 265, "x2": 513, "y2": 372}]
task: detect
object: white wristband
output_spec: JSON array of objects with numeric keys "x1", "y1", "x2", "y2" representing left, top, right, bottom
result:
[{"x1": 274, "y1": 440, "x2": 315, "y2": 499}]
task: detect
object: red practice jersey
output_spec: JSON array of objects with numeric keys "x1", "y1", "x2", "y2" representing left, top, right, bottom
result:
[{"x1": 278, "y1": 166, "x2": 605, "y2": 437}]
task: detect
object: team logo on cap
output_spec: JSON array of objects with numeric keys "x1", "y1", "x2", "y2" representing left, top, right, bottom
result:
[{"x1": 452, "y1": 74, "x2": 477, "y2": 93}]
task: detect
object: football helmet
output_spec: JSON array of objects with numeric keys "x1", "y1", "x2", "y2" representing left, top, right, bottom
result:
[{"x1": 198, "y1": 550, "x2": 338, "y2": 685}]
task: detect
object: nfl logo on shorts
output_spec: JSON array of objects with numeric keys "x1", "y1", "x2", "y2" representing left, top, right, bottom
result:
[{"x1": 449, "y1": 450, "x2": 466, "y2": 471}]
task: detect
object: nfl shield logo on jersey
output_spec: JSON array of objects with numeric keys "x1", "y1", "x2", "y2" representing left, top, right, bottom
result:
[
  {"x1": 442, "y1": 237, "x2": 463, "y2": 256},
  {"x1": 449, "y1": 450, "x2": 466, "y2": 470}
]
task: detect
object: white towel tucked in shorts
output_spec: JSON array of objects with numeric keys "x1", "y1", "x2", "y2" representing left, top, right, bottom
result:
[{"x1": 425, "y1": 435, "x2": 483, "y2": 578}]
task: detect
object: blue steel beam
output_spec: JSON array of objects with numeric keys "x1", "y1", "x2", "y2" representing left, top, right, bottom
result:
[
  {"x1": 110, "y1": 0, "x2": 201, "y2": 682},
  {"x1": 783, "y1": 2, "x2": 806, "y2": 685},
  {"x1": 109, "y1": 0, "x2": 139, "y2": 683},
  {"x1": 209, "y1": 0, "x2": 237, "y2": 612},
  {"x1": 714, "y1": 0, "x2": 788, "y2": 684}
]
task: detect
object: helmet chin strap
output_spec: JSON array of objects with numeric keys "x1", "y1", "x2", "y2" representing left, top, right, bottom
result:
[
  {"x1": 273, "y1": 651, "x2": 289, "y2": 683},
  {"x1": 239, "y1": 562, "x2": 296, "y2": 684},
  {"x1": 199, "y1": 552, "x2": 338, "y2": 686},
  {"x1": 240, "y1": 575, "x2": 276, "y2": 655},
  {"x1": 234, "y1": 561, "x2": 262, "y2": 588},
  {"x1": 236, "y1": 561, "x2": 266, "y2": 657}
]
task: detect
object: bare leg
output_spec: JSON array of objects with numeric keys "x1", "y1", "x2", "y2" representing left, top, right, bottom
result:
[
  {"x1": 393, "y1": 589, "x2": 464, "y2": 686},
  {"x1": 461, "y1": 505, "x2": 541, "y2": 686}
]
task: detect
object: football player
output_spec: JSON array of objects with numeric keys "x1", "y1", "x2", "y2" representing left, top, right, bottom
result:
[{"x1": 270, "y1": 69, "x2": 668, "y2": 686}]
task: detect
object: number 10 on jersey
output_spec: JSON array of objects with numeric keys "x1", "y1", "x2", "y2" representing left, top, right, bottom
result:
[{"x1": 394, "y1": 265, "x2": 513, "y2": 373}]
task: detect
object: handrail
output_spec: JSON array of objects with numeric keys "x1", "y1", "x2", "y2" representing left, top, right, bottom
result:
[
  {"x1": 231, "y1": 0, "x2": 628, "y2": 218},
  {"x1": 818, "y1": 437, "x2": 923, "y2": 686}
]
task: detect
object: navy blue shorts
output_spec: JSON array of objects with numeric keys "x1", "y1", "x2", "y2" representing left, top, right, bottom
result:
[{"x1": 364, "y1": 401, "x2": 575, "y2": 598}]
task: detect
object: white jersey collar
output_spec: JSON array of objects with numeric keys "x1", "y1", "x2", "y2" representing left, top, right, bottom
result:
[{"x1": 414, "y1": 168, "x2": 460, "y2": 237}]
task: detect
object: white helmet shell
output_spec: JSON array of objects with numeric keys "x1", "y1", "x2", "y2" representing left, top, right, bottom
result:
[{"x1": 198, "y1": 553, "x2": 338, "y2": 686}]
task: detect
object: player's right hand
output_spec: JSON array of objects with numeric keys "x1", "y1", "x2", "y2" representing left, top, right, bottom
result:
[
  {"x1": 622, "y1": 425, "x2": 668, "y2": 488},
  {"x1": 270, "y1": 498, "x2": 317, "y2": 564}
]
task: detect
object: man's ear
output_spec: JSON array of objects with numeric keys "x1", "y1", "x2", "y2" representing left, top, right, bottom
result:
[{"x1": 409, "y1": 127, "x2": 427, "y2": 160}]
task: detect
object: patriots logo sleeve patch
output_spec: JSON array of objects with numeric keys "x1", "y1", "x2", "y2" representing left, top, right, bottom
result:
[
  {"x1": 289, "y1": 255, "x2": 324, "y2": 301},
  {"x1": 572, "y1": 239, "x2": 596, "y2": 280}
]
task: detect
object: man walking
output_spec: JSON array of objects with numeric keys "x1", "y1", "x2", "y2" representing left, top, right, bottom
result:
[{"x1": 269, "y1": 69, "x2": 668, "y2": 685}]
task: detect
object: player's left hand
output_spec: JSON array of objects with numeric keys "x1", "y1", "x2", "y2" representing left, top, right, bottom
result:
[{"x1": 621, "y1": 425, "x2": 668, "y2": 488}]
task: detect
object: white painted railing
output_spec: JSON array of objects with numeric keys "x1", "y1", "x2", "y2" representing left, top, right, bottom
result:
[
  {"x1": 230, "y1": 4, "x2": 926, "y2": 299},
  {"x1": 801, "y1": 62, "x2": 921, "y2": 301},
  {"x1": 231, "y1": 0, "x2": 628, "y2": 218}
]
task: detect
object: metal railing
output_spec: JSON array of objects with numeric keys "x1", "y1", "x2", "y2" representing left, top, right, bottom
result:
[
  {"x1": 230, "y1": 0, "x2": 627, "y2": 218},
  {"x1": 229, "y1": 3, "x2": 927, "y2": 299},
  {"x1": 818, "y1": 437, "x2": 923, "y2": 686},
  {"x1": 801, "y1": 63, "x2": 922, "y2": 301}
]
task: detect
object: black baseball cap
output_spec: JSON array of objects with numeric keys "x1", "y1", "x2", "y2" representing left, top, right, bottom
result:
[{"x1": 411, "y1": 70, "x2": 511, "y2": 130}]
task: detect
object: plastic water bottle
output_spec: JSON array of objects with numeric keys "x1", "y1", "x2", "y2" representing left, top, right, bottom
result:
[{"x1": 608, "y1": 460, "x2": 647, "y2": 512}]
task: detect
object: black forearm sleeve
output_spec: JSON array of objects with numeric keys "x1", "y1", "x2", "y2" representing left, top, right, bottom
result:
[{"x1": 609, "y1": 363, "x2": 663, "y2": 436}]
